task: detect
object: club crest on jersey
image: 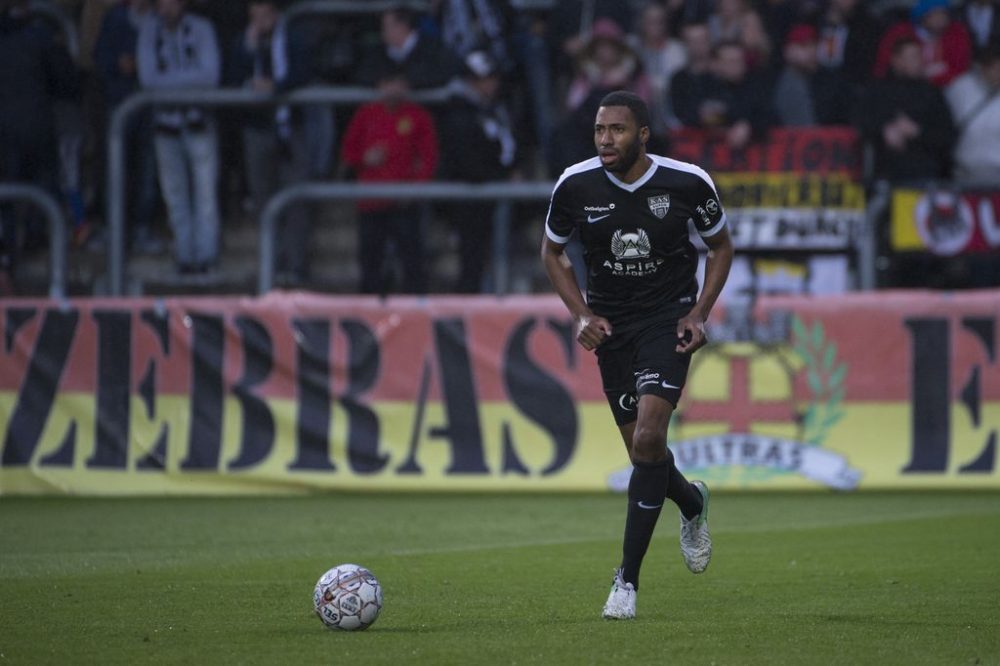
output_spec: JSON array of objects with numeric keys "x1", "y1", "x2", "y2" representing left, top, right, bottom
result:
[{"x1": 647, "y1": 194, "x2": 671, "y2": 219}]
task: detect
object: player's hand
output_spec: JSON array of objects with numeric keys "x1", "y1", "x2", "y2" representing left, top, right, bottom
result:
[
  {"x1": 676, "y1": 313, "x2": 707, "y2": 353},
  {"x1": 575, "y1": 314, "x2": 612, "y2": 352}
]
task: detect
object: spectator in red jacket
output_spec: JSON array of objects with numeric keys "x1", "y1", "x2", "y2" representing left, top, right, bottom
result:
[
  {"x1": 874, "y1": 0, "x2": 973, "y2": 87},
  {"x1": 340, "y1": 67, "x2": 439, "y2": 295}
]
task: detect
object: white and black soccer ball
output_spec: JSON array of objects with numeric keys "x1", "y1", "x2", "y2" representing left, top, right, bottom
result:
[{"x1": 313, "y1": 564, "x2": 383, "y2": 631}]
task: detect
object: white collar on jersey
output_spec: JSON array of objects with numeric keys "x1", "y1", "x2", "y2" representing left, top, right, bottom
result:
[{"x1": 603, "y1": 158, "x2": 658, "y2": 192}]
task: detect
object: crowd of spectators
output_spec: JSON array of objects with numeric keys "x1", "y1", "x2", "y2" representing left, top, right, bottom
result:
[{"x1": 1, "y1": 0, "x2": 999, "y2": 295}]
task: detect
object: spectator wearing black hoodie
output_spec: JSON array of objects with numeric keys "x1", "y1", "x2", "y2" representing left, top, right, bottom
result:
[
  {"x1": 229, "y1": 0, "x2": 316, "y2": 284},
  {"x1": 685, "y1": 40, "x2": 772, "y2": 149},
  {"x1": 815, "y1": 0, "x2": 881, "y2": 92},
  {"x1": 0, "y1": 0, "x2": 79, "y2": 291},
  {"x1": 354, "y1": 6, "x2": 461, "y2": 90},
  {"x1": 438, "y1": 50, "x2": 518, "y2": 293},
  {"x1": 94, "y1": 0, "x2": 163, "y2": 254},
  {"x1": 856, "y1": 35, "x2": 956, "y2": 182}
]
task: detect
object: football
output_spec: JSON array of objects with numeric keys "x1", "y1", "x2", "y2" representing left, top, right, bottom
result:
[{"x1": 313, "y1": 564, "x2": 383, "y2": 631}]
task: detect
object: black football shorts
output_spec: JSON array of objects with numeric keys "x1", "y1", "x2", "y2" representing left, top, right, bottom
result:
[{"x1": 596, "y1": 316, "x2": 692, "y2": 426}]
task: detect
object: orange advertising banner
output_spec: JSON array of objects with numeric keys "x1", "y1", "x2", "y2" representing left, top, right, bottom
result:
[{"x1": 1, "y1": 291, "x2": 998, "y2": 494}]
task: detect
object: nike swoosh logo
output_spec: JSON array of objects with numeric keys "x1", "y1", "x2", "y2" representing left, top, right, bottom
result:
[
  {"x1": 587, "y1": 214, "x2": 610, "y2": 223},
  {"x1": 637, "y1": 501, "x2": 663, "y2": 510},
  {"x1": 661, "y1": 381, "x2": 680, "y2": 389}
]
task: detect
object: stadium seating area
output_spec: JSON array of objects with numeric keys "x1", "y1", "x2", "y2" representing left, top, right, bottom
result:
[{"x1": 1, "y1": 0, "x2": 999, "y2": 297}]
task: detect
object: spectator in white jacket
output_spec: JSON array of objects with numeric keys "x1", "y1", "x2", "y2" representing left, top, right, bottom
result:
[
  {"x1": 137, "y1": 0, "x2": 221, "y2": 274},
  {"x1": 946, "y1": 43, "x2": 1000, "y2": 184}
]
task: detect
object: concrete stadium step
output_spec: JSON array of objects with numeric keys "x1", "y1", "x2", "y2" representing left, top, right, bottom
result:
[{"x1": 6, "y1": 203, "x2": 549, "y2": 298}]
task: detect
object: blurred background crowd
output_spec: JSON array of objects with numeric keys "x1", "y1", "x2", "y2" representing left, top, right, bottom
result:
[{"x1": 1, "y1": 0, "x2": 998, "y2": 297}]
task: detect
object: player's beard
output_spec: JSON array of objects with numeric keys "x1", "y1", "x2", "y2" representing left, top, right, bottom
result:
[{"x1": 606, "y1": 138, "x2": 642, "y2": 176}]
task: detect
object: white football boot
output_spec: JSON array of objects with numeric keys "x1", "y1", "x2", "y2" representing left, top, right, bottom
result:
[
  {"x1": 680, "y1": 480, "x2": 712, "y2": 573},
  {"x1": 602, "y1": 569, "x2": 636, "y2": 619}
]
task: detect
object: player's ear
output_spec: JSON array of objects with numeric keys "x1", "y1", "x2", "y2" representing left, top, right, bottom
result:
[{"x1": 639, "y1": 125, "x2": 650, "y2": 146}]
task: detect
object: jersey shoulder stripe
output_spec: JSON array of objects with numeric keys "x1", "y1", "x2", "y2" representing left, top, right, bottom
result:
[
  {"x1": 552, "y1": 156, "x2": 603, "y2": 193},
  {"x1": 648, "y1": 154, "x2": 727, "y2": 237},
  {"x1": 649, "y1": 154, "x2": 720, "y2": 194},
  {"x1": 545, "y1": 157, "x2": 602, "y2": 241}
]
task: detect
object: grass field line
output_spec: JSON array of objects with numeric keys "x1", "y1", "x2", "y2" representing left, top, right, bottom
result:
[
  {"x1": 2, "y1": 504, "x2": 997, "y2": 579},
  {"x1": 388, "y1": 504, "x2": 1000, "y2": 556}
]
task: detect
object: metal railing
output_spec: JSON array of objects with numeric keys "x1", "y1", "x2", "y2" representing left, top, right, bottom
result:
[
  {"x1": 106, "y1": 85, "x2": 451, "y2": 295},
  {"x1": 256, "y1": 181, "x2": 881, "y2": 295},
  {"x1": 0, "y1": 183, "x2": 68, "y2": 299},
  {"x1": 28, "y1": 0, "x2": 79, "y2": 61},
  {"x1": 257, "y1": 181, "x2": 555, "y2": 294},
  {"x1": 107, "y1": 88, "x2": 884, "y2": 297},
  {"x1": 860, "y1": 181, "x2": 891, "y2": 291}
]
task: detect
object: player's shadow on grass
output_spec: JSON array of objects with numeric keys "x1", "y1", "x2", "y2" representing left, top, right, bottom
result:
[{"x1": 297, "y1": 616, "x2": 454, "y2": 634}]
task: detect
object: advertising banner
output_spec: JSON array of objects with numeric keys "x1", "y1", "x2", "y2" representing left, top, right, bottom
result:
[
  {"x1": 668, "y1": 127, "x2": 861, "y2": 175},
  {"x1": 667, "y1": 130, "x2": 866, "y2": 301},
  {"x1": 714, "y1": 173, "x2": 865, "y2": 251},
  {"x1": 705, "y1": 173, "x2": 864, "y2": 301},
  {"x1": 1, "y1": 292, "x2": 998, "y2": 494},
  {"x1": 891, "y1": 187, "x2": 1000, "y2": 255}
]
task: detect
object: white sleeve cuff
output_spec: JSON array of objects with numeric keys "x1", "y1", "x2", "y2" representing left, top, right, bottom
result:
[
  {"x1": 546, "y1": 224, "x2": 572, "y2": 244},
  {"x1": 698, "y1": 213, "x2": 727, "y2": 238}
]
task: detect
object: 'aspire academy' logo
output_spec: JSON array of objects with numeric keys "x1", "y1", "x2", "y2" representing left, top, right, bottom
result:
[
  {"x1": 610, "y1": 228, "x2": 651, "y2": 259},
  {"x1": 608, "y1": 315, "x2": 861, "y2": 491}
]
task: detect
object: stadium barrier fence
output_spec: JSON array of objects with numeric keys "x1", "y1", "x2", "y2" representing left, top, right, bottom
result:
[
  {"x1": 0, "y1": 183, "x2": 69, "y2": 299},
  {"x1": 105, "y1": 85, "x2": 452, "y2": 296},
  {"x1": 27, "y1": 0, "x2": 79, "y2": 61},
  {"x1": 257, "y1": 181, "x2": 555, "y2": 294},
  {"x1": 107, "y1": 90, "x2": 880, "y2": 297}
]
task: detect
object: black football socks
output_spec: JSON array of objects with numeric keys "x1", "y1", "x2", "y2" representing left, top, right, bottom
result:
[
  {"x1": 665, "y1": 459, "x2": 704, "y2": 521},
  {"x1": 620, "y1": 459, "x2": 670, "y2": 589}
]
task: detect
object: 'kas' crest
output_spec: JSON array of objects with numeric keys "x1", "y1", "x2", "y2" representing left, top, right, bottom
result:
[{"x1": 647, "y1": 194, "x2": 671, "y2": 219}]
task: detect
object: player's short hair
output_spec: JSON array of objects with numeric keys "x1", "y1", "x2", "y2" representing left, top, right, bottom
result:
[{"x1": 598, "y1": 91, "x2": 650, "y2": 130}]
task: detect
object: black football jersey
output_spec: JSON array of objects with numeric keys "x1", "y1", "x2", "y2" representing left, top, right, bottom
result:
[{"x1": 545, "y1": 154, "x2": 727, "y2": 329}]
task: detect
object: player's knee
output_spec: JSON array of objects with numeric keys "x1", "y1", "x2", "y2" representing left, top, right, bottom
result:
[{"x1": 631, "y1": 425, "x2": 668, "y2": 463}]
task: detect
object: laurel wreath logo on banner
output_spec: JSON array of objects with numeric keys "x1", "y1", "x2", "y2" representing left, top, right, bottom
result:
[
  {"x1": 791, "y1": 315, "x2": 846, "y2": 446},
  {"x1": 608, "y1": 314, "x2": 862, "y2": 491}
]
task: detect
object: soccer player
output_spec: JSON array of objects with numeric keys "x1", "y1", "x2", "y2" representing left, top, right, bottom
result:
[{"x1": 540, "y1": 90, "x2": 733, "y2": 619}]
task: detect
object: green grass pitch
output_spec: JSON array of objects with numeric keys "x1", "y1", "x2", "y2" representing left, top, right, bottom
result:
[{"x1": 2, "y1": 491, "x2": 999, "y2": 665}]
